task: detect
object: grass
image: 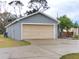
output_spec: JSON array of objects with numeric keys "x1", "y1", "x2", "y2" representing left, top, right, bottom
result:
[
  {"x1": 0, "y1": 35, "x2": 31, "y2": 48},
  {"x1": 73, "y1": 35, "x2": 79, "y2": 40},
  {"x1": 60, "y1": 53, "x2": 79, "y2": 59}
]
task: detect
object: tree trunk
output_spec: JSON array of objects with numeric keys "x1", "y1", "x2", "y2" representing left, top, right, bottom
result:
[
  {"x1": 18, "y1": 6, "x2": 22, "y2": 17},
  {"x1": 14, "y1": 7, "x2": 17, "y2": 17},
  {"x1": 60, "y1": 28, "x2": 63, "y2": 38}
]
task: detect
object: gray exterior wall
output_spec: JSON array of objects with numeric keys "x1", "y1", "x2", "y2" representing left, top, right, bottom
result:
[
  {"x1": 6, "y1": 13, "x2": 58, "y2": 40},
  {"x1": 20, "y1": 13, "x2": 57, "y2": 23},
  {"x1": 6, "y1": 23, "x2": 21, "y2": 40}
]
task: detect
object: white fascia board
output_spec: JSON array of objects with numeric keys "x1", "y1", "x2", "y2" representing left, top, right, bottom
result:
[{"x1": 21, "y1": 23, "x2": 54, "y2": 25}]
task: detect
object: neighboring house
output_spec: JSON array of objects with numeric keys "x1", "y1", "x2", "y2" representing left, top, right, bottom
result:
[
  {"x1": 5, "y1": 12, "x2": 58, "y2": 40},
  {"x1": 73, "y1": 28, "x2": 79, "y2": 35}
]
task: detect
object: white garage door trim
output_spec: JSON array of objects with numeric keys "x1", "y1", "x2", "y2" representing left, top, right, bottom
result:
[{"x1": 21, "y1": 23, "x2": 54, "y2": 40}]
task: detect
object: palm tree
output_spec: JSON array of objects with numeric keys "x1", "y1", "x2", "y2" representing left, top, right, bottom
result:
[{"x1": 9, "y1": 1, "x2": 24, "y2": 17}]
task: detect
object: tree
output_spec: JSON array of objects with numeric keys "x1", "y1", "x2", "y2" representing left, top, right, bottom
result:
[
  {"x1": 0, "y1": 11, "x2": 17, "y2": 34},
  {"x1": 0, "y1": 18, "x2": 5, "y2": 34},
  {"x1": 25, "y1": 9, "x2": 38, "y2": 15},
  {"x1": 26, "y1": 0, "x2": 49, "y2": 15},
  {"x1": 9, "y1": 1, "x2": 24, "y2": 17},
  {"x1": 0, "y1": 11, "x2": 17, "y2": 25},
  {"x1": 58, "y1": 15, "x2": 73, "y2": 37},
  {"x1": 73, "y1": 22, "x2": 79, "y2": 28}
]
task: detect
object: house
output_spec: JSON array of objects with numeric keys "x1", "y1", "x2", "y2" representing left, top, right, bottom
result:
[
  {"x1": 5, "y1": 12, "x2": 58, "y2": 40},
  {"x1": 73, "y1": 28, "x2": 79, "y2": 35}
]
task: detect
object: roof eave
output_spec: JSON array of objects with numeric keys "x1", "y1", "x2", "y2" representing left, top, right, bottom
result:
[{"x1": 5, "y1": 11, "x2": 58, "y2": 28}]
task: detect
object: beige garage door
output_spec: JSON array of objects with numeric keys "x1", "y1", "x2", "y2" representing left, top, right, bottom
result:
[{"x1": 22, "y1": 24, "x2": 53, "y2": 39}]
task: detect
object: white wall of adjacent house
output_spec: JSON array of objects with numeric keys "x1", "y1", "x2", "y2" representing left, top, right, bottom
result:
[{"x1": 73, "y1": 28, "x2": 79, "y2": 35}]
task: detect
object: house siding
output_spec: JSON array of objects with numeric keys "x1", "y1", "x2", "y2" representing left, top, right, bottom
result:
[
  {"x1": 19, "y1": 14, "x2": 57, "y2": 23},
  {"x1": 73, "y1": 28, "x2": 79, "y2": 35},
  {"x1": 6, "y1": 13, "x2": 58, "y2": 40},
  {"x1": 6, "y1": 23, "x2": 21, "y2": 40}
]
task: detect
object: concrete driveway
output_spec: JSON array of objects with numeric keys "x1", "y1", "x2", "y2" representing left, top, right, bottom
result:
[{"x1": 1, "y1": 39, "x2": 79, "y2": 59}]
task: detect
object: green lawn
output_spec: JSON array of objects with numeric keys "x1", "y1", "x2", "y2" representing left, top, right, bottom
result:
[
  {"x1": 0, "y1": 35, "x2": 31, "y2": 48},
  {"x1": 60, "y1": 53, "x2": 79, "y2": 59}
]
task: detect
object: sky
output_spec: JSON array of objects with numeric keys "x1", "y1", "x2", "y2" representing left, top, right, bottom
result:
[{"x1": 0, "y1": 0, "x2": 79, "y2": 23}]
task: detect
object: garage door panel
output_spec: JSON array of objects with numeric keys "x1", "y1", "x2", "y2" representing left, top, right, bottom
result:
[
  {"x1": 22, "y1": 24, "x2": 53, "y2": 39},
  {"x1": 23, "y1": 25, "x2": 52, "y2": 30},
  {"x1": 23, "y1": 31, "x2": 53, "y2": 38}
]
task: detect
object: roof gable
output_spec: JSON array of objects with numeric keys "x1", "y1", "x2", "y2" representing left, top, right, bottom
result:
[{"x1": 5, "y1": 12, "x2": 58, "y2": 28}]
